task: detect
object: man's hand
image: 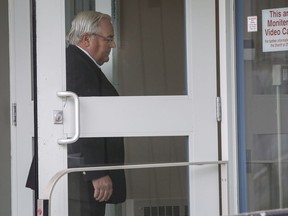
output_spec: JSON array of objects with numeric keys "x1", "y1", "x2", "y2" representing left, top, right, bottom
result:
[{"x1": 92, "y1": 176, "x2": 113, "y2": 202}]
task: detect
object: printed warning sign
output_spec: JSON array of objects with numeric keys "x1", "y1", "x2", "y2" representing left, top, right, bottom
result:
[
  {"x1": 262, "y1": 7, "x2": 288, "y2": 52},
  {"x1": 248, "y1": 16, "x2": 258, "y2": 32}
]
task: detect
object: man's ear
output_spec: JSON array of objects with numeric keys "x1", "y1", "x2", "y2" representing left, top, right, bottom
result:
[{"x1": 81, "y1": 34, "x2": 90, "y2": 47}]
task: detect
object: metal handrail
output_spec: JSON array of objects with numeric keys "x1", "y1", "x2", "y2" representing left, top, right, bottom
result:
[
  {"x1": 38, "y1": 160, "x2": 228, "y2": 216},
  {"x1": 229, "y1": 208, "x2": 288, "y2": 216},
  {"x1": 246, "y1": 160, "x2": 288, "y2": 164}
]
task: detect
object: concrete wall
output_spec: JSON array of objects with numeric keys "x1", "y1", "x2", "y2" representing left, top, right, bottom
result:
[{"x1": 0, "y1": 0, "x2": 11, "y2": 215}]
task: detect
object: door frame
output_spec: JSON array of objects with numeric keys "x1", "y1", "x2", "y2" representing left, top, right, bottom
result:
[
  {"x1": 8, "y1": 0, "x2": 239, "y2": 215},
  {"x1": 218, "y1": 0, "x2": 239, "y2": 214},
  {"x1": 9, "y1": 0, "x2": 34, "y2": 216}
]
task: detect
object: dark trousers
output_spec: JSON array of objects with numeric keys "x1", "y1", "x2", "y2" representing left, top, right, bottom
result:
[
  {"x1": 87, "y1": 181, "x2": 106, "y2": 216},
  {"x1": 69, "y1": 173, "x2": 106, "y2": 216}
]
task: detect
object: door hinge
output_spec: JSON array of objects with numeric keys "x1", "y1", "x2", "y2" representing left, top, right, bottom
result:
[
  {"x1": 12, "y1": 103, "x2": 17, "y2": 126},
  {"x1": 216, "y1": 97, "x2": 222, "y2": 122}
]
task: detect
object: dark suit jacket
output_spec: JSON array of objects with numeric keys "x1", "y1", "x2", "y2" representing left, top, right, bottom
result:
[
  {"x1": 66, "y1": 45, "x2": 126, "y2": 203},
  {"x1": 26, "y1": 45, "x2": 126, "y2": 204}
]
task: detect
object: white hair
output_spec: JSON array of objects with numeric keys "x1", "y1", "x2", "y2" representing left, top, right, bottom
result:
[{"x1": 66, "y1": 11, "x2": 111, "y2": 45}]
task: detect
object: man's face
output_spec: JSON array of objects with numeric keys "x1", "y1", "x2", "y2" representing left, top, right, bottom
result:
[{"x1": 85, "y1": 19, "x2": 116, "y2": 65}]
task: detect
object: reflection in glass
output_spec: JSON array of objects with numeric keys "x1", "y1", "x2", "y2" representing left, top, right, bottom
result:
[
  {"x1": 237, "y1": 0, "x2": 288, "y2": 212},
  {"x1": 68, "y1": 136, "x2": 188, "y2": 216},
  {"x1": 247, "y1": 135, "x2": 288, "y2": 210},
  {"x1": 69, "y1": 166, "x2": 189, "y2": 216},
  {"x1": 124, "y1": 137, "x2": 188, "y2": 164},
  {"x1": 65, "y1": 0, "x2": 187, "y2": 96},
  {"x1": 113, "y1": 0, "x2": 187, "y2": 96}
]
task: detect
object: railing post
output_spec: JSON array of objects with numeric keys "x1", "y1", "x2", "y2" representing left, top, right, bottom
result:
[{"x1": 37, "y1": 199, "x2": 49, "y2": 216}]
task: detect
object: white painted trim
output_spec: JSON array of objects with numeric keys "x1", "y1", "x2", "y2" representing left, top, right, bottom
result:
[
  {"x1": 8, "y1": 0, "x2": 34, "y2": 215},
  {"x1": 186, "y1": 0, "x2": 220, "y2": 215},
  {"x1": 36, "y1": 0, "x2": 68, "y2": 215},
  {"x1": 219, "y1": 0, "x2": 239, "y2": 214}
]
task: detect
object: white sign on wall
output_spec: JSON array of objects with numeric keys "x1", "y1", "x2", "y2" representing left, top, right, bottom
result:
[
  {"x1": 262, "y1": 7, "x2": 288, "y2": 52},
  {"x1": 248, "y1": 16, "x2": 258, "y2": 32}
]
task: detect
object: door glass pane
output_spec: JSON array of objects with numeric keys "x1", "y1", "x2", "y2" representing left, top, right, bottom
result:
[
  {"x1": 68, "y1": 165, "x2": 189, "y2": 216},
  {"x1": 68, "y1": 136, "x2": 188, "y2": 216},
  {"x1": 64, "y1": 0, "x2": 188, "y2": 215},
  {"x1": 65, "y1": 0, "x2": 187, "y2": 96},
  {"x1": 236, "y1": 0, "x2": 288, "y2": 212}
]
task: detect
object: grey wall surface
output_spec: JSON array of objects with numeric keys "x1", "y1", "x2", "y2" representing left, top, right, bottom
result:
[{"x1": 0, "y1": 0, "x2": 11, "y2": 215}]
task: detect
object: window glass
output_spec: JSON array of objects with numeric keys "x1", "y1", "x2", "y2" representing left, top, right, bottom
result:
[
  {"x1": 237, "y1": 0, "x2": 288, "y2": 212},
  {"x1": 67, "y1": 136, "x2": 188, "y2": 216},
  {"x1": 65, "y1": 0, "x2": 187, "y2": 96}
]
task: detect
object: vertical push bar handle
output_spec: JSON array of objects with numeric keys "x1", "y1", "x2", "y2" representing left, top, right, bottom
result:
[{"x1": 57, "y1": 91, "x2": 80, "y2": 144}]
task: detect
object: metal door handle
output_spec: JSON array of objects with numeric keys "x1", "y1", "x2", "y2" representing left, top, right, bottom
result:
[{"x1": 57, "y1": 91, "x2": 80, "y2": 144}]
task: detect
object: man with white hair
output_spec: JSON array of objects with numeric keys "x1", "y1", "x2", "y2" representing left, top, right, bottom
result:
[{"x1": 66, "y1": 11, "x2": 126, "y2": 216}]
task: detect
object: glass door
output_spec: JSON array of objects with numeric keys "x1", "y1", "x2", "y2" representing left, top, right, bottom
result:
[
  {"x1": 36, "y1": 0, "x2": 220, "y2": 215},
  {"x1": 236, "y1": 0, "x2": 288, "y2": 212}
]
